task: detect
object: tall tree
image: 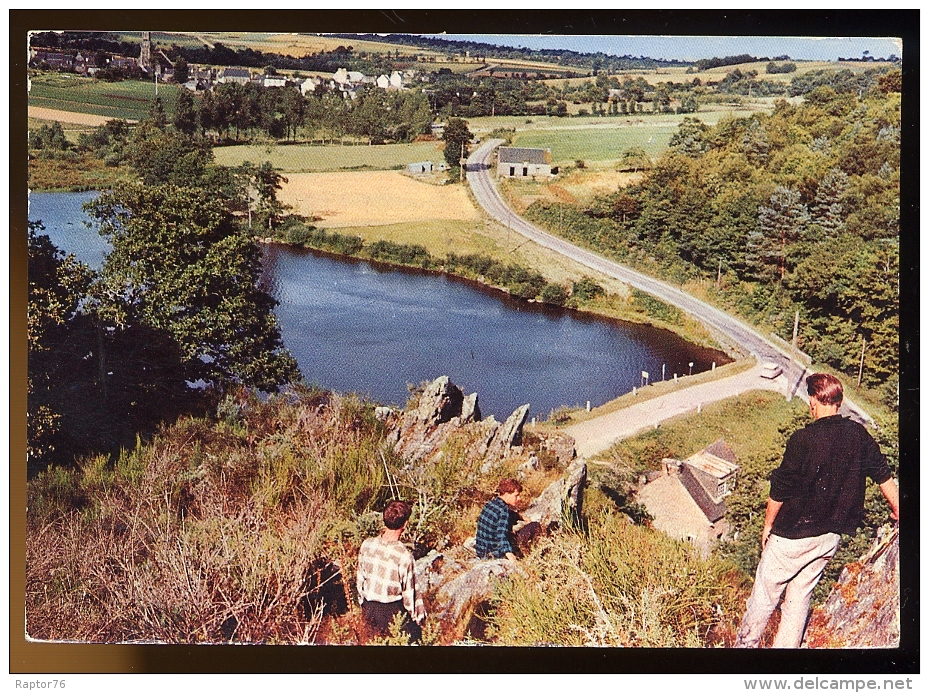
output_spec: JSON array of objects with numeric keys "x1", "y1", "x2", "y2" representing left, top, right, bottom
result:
[
  {"x1": 173, "y1": 87, "x2": 198, "y2": 135},
  {"x1": 147, "y1": 96, "x2": 168, "y2": 130},
  {"x1": 668, "y1": 117, "x2": 710, "y2": 157},
  {"x1": 811, "y1": 168, "x2": 849, "y2": 238},
  {"x1": 443, "y1": 117, "x2": 472, "y2": 169},
  {"x1": 27, "y1": 223, "x2": 92, "y2": 462},
  {"x1": 86, "y1": 184, "x2": 299, "y2": 391},
  {"x1": 747, "y1": 186, "x2": 810, "y2": 282},
  {"x1": 173, "y1": 56, "x2": 189, "y2": 85}
]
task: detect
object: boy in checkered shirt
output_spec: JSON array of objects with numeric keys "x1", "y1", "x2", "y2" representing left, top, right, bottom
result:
[{"x1": 356, "y1": 500, "x2": 425, "y2": 641}]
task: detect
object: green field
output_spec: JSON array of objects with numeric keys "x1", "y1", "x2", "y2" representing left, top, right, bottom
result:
[
  {"x1": 213, "y1": 141, "x2": 445, "y2": 172},
  {"x1": 479, "y1": 104, "x2": 772, "y2": 166},
  {"x1": 512, "y1": 125, "x2": 676, "y2": 165},
  {"x1": 28, "y1": 73, "x2": 180, "y2": 122}
]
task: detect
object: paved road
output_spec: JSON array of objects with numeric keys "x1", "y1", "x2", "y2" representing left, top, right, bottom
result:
[
  {"x1": 564, "y1": 363, "x2": 786, "y2": 458},
  {"x1": 466, "y1": 139, "x2": 869, "y2": 426}
]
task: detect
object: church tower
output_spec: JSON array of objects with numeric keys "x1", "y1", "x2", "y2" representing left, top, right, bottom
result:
[{"x1": 139, "y1": 31, "x2": 152, "y2": 71}]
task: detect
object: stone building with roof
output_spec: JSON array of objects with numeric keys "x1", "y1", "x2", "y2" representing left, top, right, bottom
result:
[
  {"x1": 496, "y1": 147, "x2": 553, "y2": 178},
  {"x1": 635, "y1": 439, "x2": 740, "y2": 557}
]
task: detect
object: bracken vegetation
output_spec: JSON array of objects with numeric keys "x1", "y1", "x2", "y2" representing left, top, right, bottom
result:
[{"x1": 28, "y1": 384, "x2": 766, "y2": 645}]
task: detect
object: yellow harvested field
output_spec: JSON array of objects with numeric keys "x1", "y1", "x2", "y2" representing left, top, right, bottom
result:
[
  {"x1": 279, "y1": 171, "x2": 482, "y2": 228},
  {"x1": 28, "y1": 107, "x2": 113, "y2": 127}
]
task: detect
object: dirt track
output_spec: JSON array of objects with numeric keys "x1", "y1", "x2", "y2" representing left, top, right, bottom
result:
[
  {"x1": 278, "y1": 171, "x2": 481, "y2": 227},
  {"x1": 28, "y1": 107, "x2": 115, "y2": 127}
]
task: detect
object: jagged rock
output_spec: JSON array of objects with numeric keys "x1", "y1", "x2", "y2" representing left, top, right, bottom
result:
[
  {"x1": 803, "y1": 524, "x2": 900, "y2": 649},
  {"x1": 416, "y1": 376, "x2": 464, "y2": 426},
  {"x1": 479, "y1": 404, "x2": 530, "y2": 472},
  {"x1": 460, "y1": 392, "x2": 481, "y2": 424},
  {"x1": 490, "y1": 404, "x2": 530, "y2": 454},
  {"x1": 386, "y1": 376, "x2": 490, "y2": 463},
  {"x1": 523, "y1": 458, "x2": 587, "y2": 528}
]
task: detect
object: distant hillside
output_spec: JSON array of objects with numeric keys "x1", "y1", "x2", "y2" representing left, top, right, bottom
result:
[{"x1": 334, "y1": 33, "x2": 694, "y2": 72}]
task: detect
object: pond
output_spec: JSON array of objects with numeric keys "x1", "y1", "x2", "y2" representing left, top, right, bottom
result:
[{"x1": 29, "y1": 191, "x2": 730, "y2": 421}]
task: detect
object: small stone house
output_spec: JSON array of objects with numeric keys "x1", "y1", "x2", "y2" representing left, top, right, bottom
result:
[
  {"x1": 496, "y1": 147, "x2": 552, "y2": 179},
  {"x1": 407, "y1": 161, "x2": 434, "y2": 174},
  {"x1": 219, "y1": 67, "x2": 251, "y2": 84},
  {"x1": 636, "y1": 439, "x2": 740, "y2": 557}
]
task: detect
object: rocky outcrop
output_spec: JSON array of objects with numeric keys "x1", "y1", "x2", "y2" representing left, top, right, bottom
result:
[
  {"x1": 803, "y1": 524, "x2": 899, "y2": 648},
  {"x1": 523, "y1": 458, "x2": 587, "y2": 528},
  {"x1": 385, "y1": 376, "x2": 530, "y2": 466}
]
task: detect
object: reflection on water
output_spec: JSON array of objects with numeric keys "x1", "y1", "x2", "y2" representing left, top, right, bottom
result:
[{"x1": 29, "y1": 191, "x2": 730, "y2": 421}]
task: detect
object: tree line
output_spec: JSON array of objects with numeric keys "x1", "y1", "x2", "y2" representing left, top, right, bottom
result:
[{"x1": 172, "y1": 82, "x2": 432, "y2": 145}]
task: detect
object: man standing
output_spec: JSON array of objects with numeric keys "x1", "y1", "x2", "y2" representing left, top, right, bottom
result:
[
  {"x1": 356, "y1": 500, "x2": 425, "y2": 642},
  {"x1": 475, "y1": 478, "x2": 524, "y2": 561},
  {"x1": 735, "y1": 373, "x2": 899, "y2": 648}
]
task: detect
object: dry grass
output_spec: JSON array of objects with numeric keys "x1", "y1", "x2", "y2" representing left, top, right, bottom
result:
[
  {"x1": 279, "y1": 171, "x2": 481, "y2": 228},
  {"x1": 27, "y1": 107, "x2": 114, "y2": 127}
]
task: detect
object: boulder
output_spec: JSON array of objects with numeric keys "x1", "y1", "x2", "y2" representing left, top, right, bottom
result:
[
  {"x1": 523, "y1": 458, "x2": 587, "y2": 529},
  {"x1": 803, "y1": 524, "x2": 900, "y2": 648},
  {"x1": 415, "y1": 546, "x2": 521, "y2": 631},
  {"x1": 543, "y1": 432, "x2": 577, "y2": 467}
]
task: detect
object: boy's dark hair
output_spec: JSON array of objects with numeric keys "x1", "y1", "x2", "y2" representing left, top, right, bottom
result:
[
  {"x1": 806, "y1": 372, "x2": 844, "y2": 406},
  {"x1": 497, "y1": 478, "x2": 522, "y2": 495},
  {"x1": 383, "y1": 500, "x2": 412, "y2": 530}
]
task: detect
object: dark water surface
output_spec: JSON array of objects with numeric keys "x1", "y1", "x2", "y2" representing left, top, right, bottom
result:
[{"x1": 29, "y1": 191, "x2": 729, "y2": 421}]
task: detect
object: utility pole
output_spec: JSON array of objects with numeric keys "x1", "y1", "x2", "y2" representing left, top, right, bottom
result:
[
  {"x1": 717, "y1": 258, "x2": 722, "y2": 289},
  {"x1": 460, "y1": 141, "x2": 465, "y2": 183},
  {"x1": 857, "y1": 335, "x2": 867, "y2": 390}
]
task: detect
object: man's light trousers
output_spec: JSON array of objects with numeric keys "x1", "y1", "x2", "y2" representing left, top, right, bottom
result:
[{"x1": 735, "y1": 532, "x2": 841, "y2": 648}]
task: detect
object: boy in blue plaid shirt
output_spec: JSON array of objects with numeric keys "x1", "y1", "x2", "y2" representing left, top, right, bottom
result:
[{"x1": 475, "y1": 478, "x2": 524, "y2": 561}]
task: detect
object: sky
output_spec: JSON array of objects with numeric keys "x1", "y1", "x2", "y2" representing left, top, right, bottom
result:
[{"x1": 418, "y1": 34, "x2": 903, "y2": 63}]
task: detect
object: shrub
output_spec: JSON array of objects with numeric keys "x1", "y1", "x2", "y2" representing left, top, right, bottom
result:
[
  {"x1": 364, "y1": 240, "x2": 434, "y2": 269},
  {"x1": 571, "y1": 277, "x2": 605, "y2": 302},
  {"x1": 487, "y1": 512, "x2": 746, "y2": 646},
  {"x1": 539, "y1": 282, "x2": 567, "y2": 306}
]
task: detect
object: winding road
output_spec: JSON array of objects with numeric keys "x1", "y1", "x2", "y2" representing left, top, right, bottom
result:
[{"x1": 466, "y1": 138, "x2": 868, "y2": 450}]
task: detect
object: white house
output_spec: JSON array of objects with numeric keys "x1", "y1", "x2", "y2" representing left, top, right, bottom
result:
[
  {"x1": 262, "y1": 75, "x2": 288, "y2": 88},
  {"x1": 496, "y1": 147, "x2": 553, "y2": 179}
]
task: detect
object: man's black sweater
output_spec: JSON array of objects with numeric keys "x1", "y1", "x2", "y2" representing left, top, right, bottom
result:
[{"x1": 769, "y1": 414, "x2": 893, "y2": 539}]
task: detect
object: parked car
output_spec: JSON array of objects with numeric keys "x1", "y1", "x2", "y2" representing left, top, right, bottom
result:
[{"x1": 760, "y1": 361, "x2": 783, "y2": 379}]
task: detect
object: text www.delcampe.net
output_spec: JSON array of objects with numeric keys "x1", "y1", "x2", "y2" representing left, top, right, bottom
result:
[{"x1": 744, "y1": 680, "x2": 914, "y2": 691}]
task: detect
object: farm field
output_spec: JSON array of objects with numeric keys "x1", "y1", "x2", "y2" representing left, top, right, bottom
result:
[
  {"x1": 502, "y1": 169, "x2": 645, "y2": 211},
  {"x1": 28, "y1": 108, "x2": 109, "y2": 130},
  {"x1": 166, "y1": 32, "x2": 444, "y2": 58},
  {"x1": 278, "y1": 171, "x2": 480, "y2": 227},
  {"x1": 214, "y1": 141, "x2": 446, "y2": 172},
  {"x1": 512, "y1": 124, "x2": 676, "y2": 166},
  {"x1": 28, "y1": 73, "x2": 179, "y2": 122}
]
